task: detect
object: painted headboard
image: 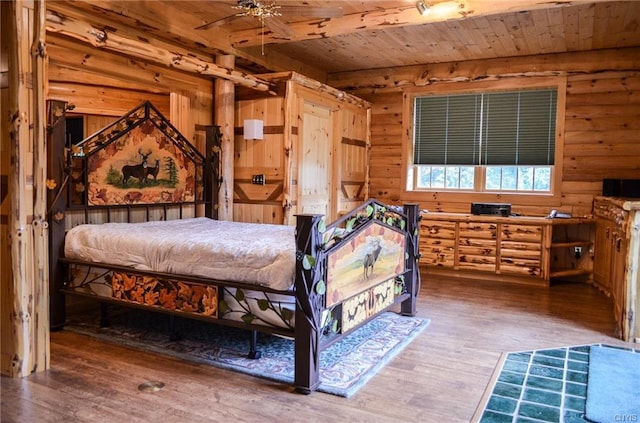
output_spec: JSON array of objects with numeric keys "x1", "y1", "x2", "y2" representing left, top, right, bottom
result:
[
  {"x1": 46, "y1": 99, "x2": 221, "y2": 327},
  {"x1": 62, "y1": 101, "x2": 218, "y2": 210}
]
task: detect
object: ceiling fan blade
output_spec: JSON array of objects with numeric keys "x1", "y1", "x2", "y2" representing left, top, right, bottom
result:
[
  {"x1": 264, "y1": 16, "x2": 295, "y2": 39},
  {"x1": 195, "y1": 13, "x2": 244, "y2": 30},
  {"x1": 278, "y1": 6, "x2": 343, "y2": 18}
]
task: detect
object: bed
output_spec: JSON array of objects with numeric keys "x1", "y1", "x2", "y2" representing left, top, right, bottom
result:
[{"x1": 47, "y1": 100, "x2": 421, "y2": 394}]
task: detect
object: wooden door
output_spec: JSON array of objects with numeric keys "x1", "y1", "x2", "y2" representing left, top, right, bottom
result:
[{"x1": 298, "y1": 101, "x2": 333, "y2": 219}]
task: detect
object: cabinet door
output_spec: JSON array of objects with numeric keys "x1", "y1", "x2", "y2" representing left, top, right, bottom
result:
[
  {"x1": 500, "y1": 224, "x2": 542, "y2": 277},
  {"x1": 458, "y1": 222, "x2": 497, "y2": 272},
  {"x1": 611, "y1": 229, "x2": 628, "y2": 337},
  {"x1": 593, "y1": 218, "x2": 613, "y2": 294},
  {"x1": 419, "y1": 220, "x2": 456, "y2": 267},
  {"x1": 298, "y1": 102, "x2": 334, "y2": 219}
]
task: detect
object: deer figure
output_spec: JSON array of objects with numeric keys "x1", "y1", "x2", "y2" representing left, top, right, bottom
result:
[
  {"x1": 122, "y1": 149, "x2": 152, "y2": 185},
  {"x1": 145, "y1": 159, "x2": 161, "y2": 181},
  {"x1": 363, "y1": 237, "x2": 382, "y2": 279}
]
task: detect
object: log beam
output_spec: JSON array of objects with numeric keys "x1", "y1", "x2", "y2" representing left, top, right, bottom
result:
[
  {"x1": 328, "y1": 47, "x2": 640, "y2": 94},
  {"x1": 45, "y1": 10, "x2": 277, "y2": 94}
]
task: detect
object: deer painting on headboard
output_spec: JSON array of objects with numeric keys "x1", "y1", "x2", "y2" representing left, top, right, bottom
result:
[
  {"x1": 145, "y1": 159, "x2": 161, "y2": 181},
  {"x1": 122, "y1": 149, "x2": 152, "y2": 185}
]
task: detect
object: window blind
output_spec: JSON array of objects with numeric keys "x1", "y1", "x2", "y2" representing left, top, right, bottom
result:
[{"x1": 414, "y1": 89, "x2": 557, "y2": 166}]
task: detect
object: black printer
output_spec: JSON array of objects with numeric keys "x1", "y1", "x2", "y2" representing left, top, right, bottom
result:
[{"x1": 470, "y1": 202, "x2": 512, "y2": 217}]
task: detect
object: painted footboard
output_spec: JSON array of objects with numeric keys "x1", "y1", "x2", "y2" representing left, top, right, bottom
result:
[{"x1": 293, "y1": 200, "x2": 421, "y2": 393}]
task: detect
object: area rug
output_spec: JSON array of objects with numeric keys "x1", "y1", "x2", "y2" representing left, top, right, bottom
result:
[
  {"x1": 585, "y1": 345, "x2": 640, "y2": 423},
  {"x1": 65, "y1": 308, "x2": 429, "y2": 398},
  {"x1": 472, "y1": 344, "x2": 640, "y2": 423}
]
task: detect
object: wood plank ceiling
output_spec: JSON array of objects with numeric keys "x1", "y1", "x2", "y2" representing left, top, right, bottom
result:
[{"x1": 46, "y1": 0, "x2": 640, "y2": 82}]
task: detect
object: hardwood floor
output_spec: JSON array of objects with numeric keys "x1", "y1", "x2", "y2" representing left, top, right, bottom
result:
[{"x1": 1, "y1": 271, "x2": 629, "y2": 423}]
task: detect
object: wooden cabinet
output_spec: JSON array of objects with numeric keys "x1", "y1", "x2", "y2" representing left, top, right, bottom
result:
[
  {"x1": 420, "y1": 213, "x2": 594, "y2": 287},
  {"x1": 234, "y1": 72, "x2": 371, "y2": 225},
  {"x1": 593, "y1": 196, "x2": 640, "y2": 341}
]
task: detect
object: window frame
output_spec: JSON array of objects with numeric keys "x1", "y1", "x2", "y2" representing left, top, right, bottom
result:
[{"x1": 402, "y1": 77, "x2": 566, "y2": 203}]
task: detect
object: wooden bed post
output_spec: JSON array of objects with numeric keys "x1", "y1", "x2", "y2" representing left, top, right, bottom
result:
[
  {"x1": 401, "y1": 203, "x2": 421, "y2": 316},
  {"x1": 47, "y1": 100, "x2": 68, "y2": 329},
  {"x1": 294, "y1": 213, "x2": 324, "y2": 394},
  {"x1": 204, "y1": 125, "x2": 222, "y2": 220}
]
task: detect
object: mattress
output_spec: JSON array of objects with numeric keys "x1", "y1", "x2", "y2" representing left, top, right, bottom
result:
[{"x1": 64, "y1": 217, "x2": 296, "y2": 291}]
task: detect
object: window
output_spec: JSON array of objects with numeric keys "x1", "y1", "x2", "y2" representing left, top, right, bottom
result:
[{"x1": 410, "y1": 88, "x2": 558, "y2": 193}]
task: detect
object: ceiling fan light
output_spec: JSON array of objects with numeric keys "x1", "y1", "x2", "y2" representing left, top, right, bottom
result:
[{"x1": 416, "y1": 0, "x2": 430, "y2": 16}]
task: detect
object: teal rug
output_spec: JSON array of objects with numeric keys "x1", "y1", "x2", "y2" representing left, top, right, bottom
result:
[
  {"x1": 65, "y1": 308, "x2": 429, "y2": 397},
  {"x1": 474, "y1": 344, "x2": 640, "y2": 423},
  {"x1": 585, "y1": 345, "x2": 640, "y2": 423}
]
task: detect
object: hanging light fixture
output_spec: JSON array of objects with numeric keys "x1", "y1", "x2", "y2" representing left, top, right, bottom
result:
[
  {"x1": 415, "y1": 0, "x2": 430, "y2": 16},
  {"x1": 233, "y1": 1, "x2": 282, "y2": 55},
  {"x1": 234, "y1": 1, "x2": 281, "y2": 21}
]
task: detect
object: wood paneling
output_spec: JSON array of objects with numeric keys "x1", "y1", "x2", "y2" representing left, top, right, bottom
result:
[{"x1": 46, "y1": 35, "x2": 213, "y2": 141}]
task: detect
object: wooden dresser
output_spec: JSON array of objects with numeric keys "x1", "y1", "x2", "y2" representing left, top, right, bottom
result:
[
  {"x1": 419, "y1": 212, "x2": 594, "y2": 287},
  {"x1": 593, "y1": 196, "x2": 640, "y2": 342}
]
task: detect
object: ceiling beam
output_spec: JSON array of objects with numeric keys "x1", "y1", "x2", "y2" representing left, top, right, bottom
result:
[
  {"x1": 230, "y1": 0, "x2": 622, "y2": 48},
  {"x1": 48, "y1": 0, "x2": 328, "y2": 82},
  {"x1": 45, "y1": 9, "x2": 278, "y2": 94}
]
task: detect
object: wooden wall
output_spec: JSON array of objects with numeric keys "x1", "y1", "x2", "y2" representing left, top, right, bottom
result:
[
  {"x1": 46, "y1": 35, "x2": 214, "y2": 152},
  {"x1": 234, "y1": 86, "x2": 288, "y2": 224},
  {"x1": 328, "y1": 47, "x2": 640, "y2": 218}
]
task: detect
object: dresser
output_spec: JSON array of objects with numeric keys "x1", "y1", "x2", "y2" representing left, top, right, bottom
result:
[{"x1": 419, "y1": 213, "x2": 594, "y2": 287}]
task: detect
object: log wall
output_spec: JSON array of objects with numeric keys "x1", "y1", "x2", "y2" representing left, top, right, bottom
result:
[
  {"x1": 46, "y1": 35, "x2": 213, "y2": 143},
  {"x1": 328, "y1": 48, "x2": 640, "y2": 218}
]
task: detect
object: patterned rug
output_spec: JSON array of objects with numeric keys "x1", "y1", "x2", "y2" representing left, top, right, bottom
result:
[
  {"x1": 473, "y1": 344, "x2": 640, "y2": 423},
  {"x1": 65, "y1": 308, "x2": 429, "y2": 397}
]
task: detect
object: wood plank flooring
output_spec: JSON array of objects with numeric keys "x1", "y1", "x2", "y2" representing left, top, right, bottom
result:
[{"x1": 1, "y1": 271, "x2": 630, "y2": 423}]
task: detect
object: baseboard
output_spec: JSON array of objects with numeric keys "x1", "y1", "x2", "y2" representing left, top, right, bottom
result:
[{"x1": 421, "y1": 266, "x2": 550, "y2": 288}]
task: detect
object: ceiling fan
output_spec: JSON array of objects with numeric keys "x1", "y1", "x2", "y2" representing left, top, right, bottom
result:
[{"x1": 196, "y1": 0, "x2": 344, "y2": 36}]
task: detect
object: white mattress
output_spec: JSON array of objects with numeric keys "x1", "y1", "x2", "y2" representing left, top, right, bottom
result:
[{"x1": 64, "y1": 217, "x2": 296, "y2": 291}]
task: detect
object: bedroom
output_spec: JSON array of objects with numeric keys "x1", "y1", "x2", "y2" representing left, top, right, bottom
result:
[{"x1": 2, "y1": 0, "x2": 640, "y2": 421}]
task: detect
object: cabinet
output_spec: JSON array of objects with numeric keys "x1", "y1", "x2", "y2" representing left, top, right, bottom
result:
[
  {"x1": 420, "y1": 213, "x2": 594, "y2": 286},
  {"x1": 593, "y1": 196, "x2": 640, "y2": 341},
  {"x1": 234, "y1": 71, "x2": 370, "y2": 224}
]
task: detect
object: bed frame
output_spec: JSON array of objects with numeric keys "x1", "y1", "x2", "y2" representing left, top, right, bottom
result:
[{"x1": 47, "y1": 100, "x2": 421, "y2": 394}]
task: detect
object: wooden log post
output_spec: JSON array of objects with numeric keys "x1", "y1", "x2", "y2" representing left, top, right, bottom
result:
[
  {"x1": 3, "y1": 0, "x2": 49, "y2": 377},
  {"x1": 31, "y1": 0, "x2": 50, "y2": 367},
  {"x1": 215, "y1": 55, "x2": 235, "y2": 221}
]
